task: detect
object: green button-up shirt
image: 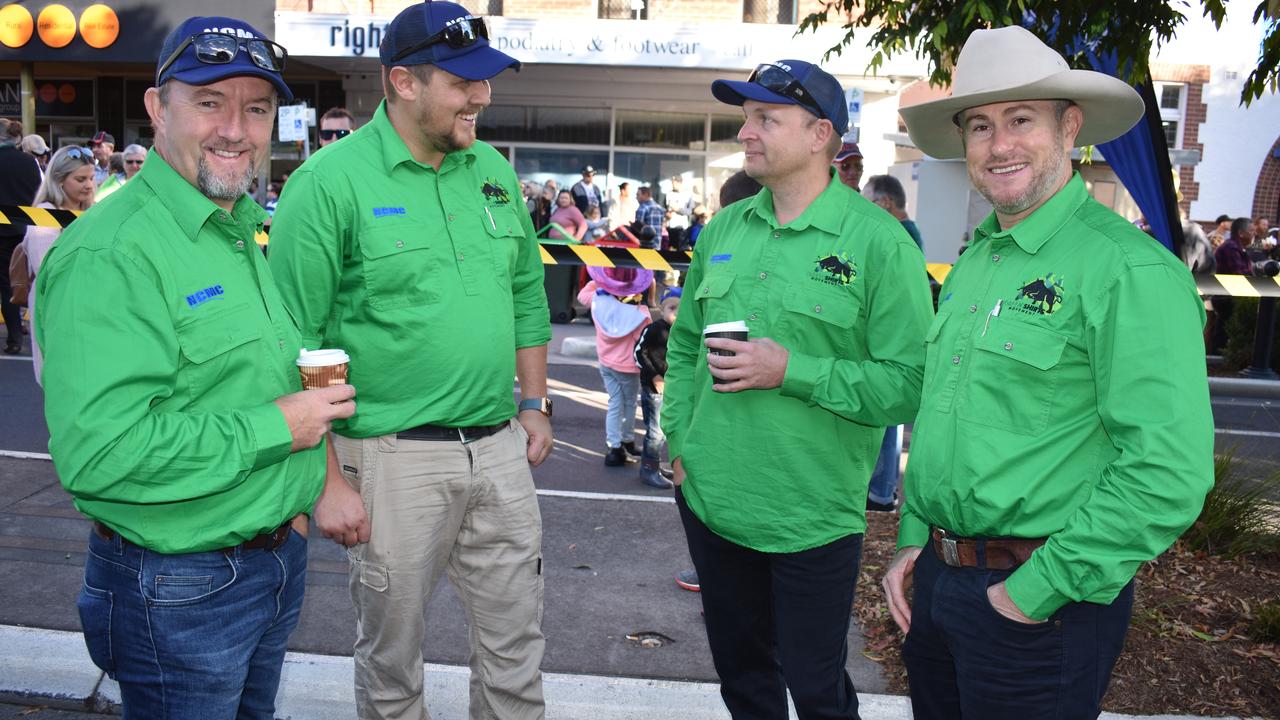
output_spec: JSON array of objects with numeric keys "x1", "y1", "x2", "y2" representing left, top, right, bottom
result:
[
  {"x1": 663, "y1": 174, "x2": 933, "y2": 553},
  {"x1": 36, "y1": 150, "x2": 323, "y2": 554},
  {"x1": 267, "y1": 102, "x2": 550, "y2": 436},
  {"x1": 900, "y1": 174, "x2": 1214, "y2": 619}
]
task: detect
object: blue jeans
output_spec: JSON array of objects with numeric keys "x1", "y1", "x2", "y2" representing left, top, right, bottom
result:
[
  {"x1": 599, "y1": 365, "x2": 639, "y2": 448},
  {"x1": 639, "y1": 390, "x2": 665, "y2": 460},
  {"x1": 902, "y1": 542, "x2": 1133, "y2": 719},
  {"x1": 77, "y1": 525, "x2": 308, "y2": 720},
  {"x1": 868, "y1": 426, "x2": 902, "y2": 505}
]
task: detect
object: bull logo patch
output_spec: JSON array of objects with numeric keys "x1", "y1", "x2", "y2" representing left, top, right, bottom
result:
[
  {"x1": 1013, "y1": 274, "x2": 1065, "y2": 315},
  {"x1": 481, "y1": 178, "x2": 511, "y2": 206},
  {"x1": 813, "y1": 253, "x2": 857, "y2": 286}
]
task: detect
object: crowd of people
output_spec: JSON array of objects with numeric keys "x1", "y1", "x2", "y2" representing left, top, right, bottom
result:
[{"x1": 0, "y1": 5, "x2": 1235, "y2": 720}]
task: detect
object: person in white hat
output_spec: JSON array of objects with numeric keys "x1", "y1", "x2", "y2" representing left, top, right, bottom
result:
[{"x1": 884, "y1": 25, "x2": 1214, "y2": 718}]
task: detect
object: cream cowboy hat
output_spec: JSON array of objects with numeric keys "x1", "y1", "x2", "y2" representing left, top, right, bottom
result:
[{"x1": 899, "y1": 25, "x2": 1144, "y2": 159}]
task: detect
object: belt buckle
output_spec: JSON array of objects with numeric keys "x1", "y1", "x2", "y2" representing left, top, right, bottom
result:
[
  {"x1": 938, "y1": 531, "x2": 961, "y2": 567},
  {"x1": 458, "y1": 427, "x2": 476, "y2": 444}
]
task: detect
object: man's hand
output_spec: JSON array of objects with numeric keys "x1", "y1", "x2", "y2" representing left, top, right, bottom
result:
[
  {"x1": 883, "y1": 546, "x2": 922, "y2": 634},
  {"x1": 653, "y1": 376, "x2": 665, "y2": 394},
  {"x1": 986, "y1": 581, "x2": 1043, "y2": 624},
  {"x1": 314, "y1": 469, "x2": 370, "y2": 548},
  {"x1": 705, "y1": 337, "x2": 789, "y2": 392},
  {"x1": 275, "y1": 385, "x2": 356, "y2": 452},
  {"x1": 518, "y1": 410, "x2": 553, "y2": 467},
  {"x1": 672, "y1": 457, "x2": 686, "y2": 486}
]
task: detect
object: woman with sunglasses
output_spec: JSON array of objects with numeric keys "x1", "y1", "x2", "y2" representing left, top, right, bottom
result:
[{"x1": 22, "y1": 145, "x2": 96, "y2": 368}]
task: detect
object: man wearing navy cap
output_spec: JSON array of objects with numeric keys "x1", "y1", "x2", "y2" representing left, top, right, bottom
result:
[
  {"x1": 268, "y1": 3, "x2": 551, "y2": 719},
  {"x1": 37, "y1": 15, "x2": 355, "y2": 720},
  {"x1": 662, "y1": 59, "x2": 932, "y2": 719},
  {"x1": 833, "y1": 141, "x2": 863, "y2": 191}
]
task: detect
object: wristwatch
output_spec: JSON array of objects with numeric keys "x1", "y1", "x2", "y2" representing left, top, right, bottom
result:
[{"x1": 518, "y1": 397, "x2": 553, "y2": 417}]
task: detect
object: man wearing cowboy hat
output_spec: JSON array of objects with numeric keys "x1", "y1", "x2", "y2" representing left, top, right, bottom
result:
[
  {"x1": 268, "y1": 2, "x2": 552, "y2": 718},
  {"x1": 884, "y1": 26, "x2": 1213, "y2": 717},
  {"x1": 664, "y1": 59, "x2": 932, "y2": 719}
]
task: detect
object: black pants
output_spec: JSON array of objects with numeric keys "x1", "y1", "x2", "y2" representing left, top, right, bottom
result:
[
  {"x1": 0, "y1": 236, "x2": 22, "y2": 348},
  {"x1": 902, "y1": 540, "x2": 1133, "y2": 719},
  {"x1": 677, "y1": 487, "x2": 863, "y2": 720}
]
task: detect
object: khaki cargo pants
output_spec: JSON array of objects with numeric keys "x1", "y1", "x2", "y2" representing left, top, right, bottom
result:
[{"x1": 334, "y1": 421, "x2": 545, "y2": 720}]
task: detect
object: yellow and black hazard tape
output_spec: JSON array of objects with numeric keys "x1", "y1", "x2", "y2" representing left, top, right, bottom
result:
[{"x1": 6, "y1": 206, "x2": 1279, "y2": 297}]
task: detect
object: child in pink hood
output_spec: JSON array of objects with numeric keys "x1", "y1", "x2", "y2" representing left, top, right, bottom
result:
[{"x1": 578, "y1": 265, "x2": 653, "y2": 466}]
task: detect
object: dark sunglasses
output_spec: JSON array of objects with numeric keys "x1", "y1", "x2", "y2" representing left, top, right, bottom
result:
[
  {"x1": 156, "y1": 32, "x2": 288, "y2": 86},
  {"x1": 319, "y1": 128, "x2": 351, "y2": 140},
  {"x1": 390, "y1": 17, "x2": 487, "y2": 63},
  {"x1": 124, "y1": 158, "x2": 145, "y2": 165},
  {"x1": 747, "y1": 63, "x2": 827, "y2": 122},
  {"x1": 63, "y1": 146, "x2": 94, "y2": 162}
]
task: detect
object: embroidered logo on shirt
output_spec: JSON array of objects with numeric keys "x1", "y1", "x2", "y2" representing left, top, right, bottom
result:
[
  {"x1": 1012, "y1": 274, "x2": 1066, "y2": 315},
  {"x1": 711, "y1": 254, "x2": 732, "y2": 264},
  {"x1": 812, "y1": 253, "x2": 858, "y2": 286},
  {"x1": 185, "y1": 284, "x2": 225, "y2": 308},
  {"x1": 481, "y1": 179, "x2": 511, "y2": 206},
  {"x1": 373, "y1": 207, "x2": 407, "y2": 218}
]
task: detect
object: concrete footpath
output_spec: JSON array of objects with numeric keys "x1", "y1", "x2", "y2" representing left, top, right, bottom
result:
[{"x1": 0, "y1": 625, "x2": 1255, "y2": 720}]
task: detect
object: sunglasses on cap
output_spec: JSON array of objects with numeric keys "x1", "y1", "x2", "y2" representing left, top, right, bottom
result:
[
  {"x1": 390, "y1": 16, "x2": 488, "y2": 63},
  {"x1": 63, "y1": 146, "x2": 94, "y2": 162},
  {"x1": 319, "y1": 128, "x2": 352, "y2": 141},
  {"x1": 747, "y1": 63, "x2": 827, "y2": 122},
  {"x1": 156, "y1": 32, "x2": 288, "y2": 86}
]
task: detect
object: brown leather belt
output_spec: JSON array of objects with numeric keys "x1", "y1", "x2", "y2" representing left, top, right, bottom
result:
[
  {"x1": 93, "y1": 520, "x2": 293, "y2": 554},
  {"x1": 931, "y1": 528, "x2": 1046, "y2": 570}
]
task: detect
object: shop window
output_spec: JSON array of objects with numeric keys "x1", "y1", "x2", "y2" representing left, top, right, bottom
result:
[
  {"x1": 1153, "y1": 81, "x2": 1185, "y2": 149},
  {"x1": 710, "y1": 115, "x2": 742, "y2": 151},
  {"x1": 479, "y1": 105, "x2": 611, "y2": 145},
  {"x1": 743, "y1": 0, "x2": 798, "y2": 24},
  {"x1": 1162, "y1": 120, "x2": 1179, "y2": 148},
  {"x1": 600, "y1": 0, "x2": 647, "y2": 20},
  {"x1": 616, "y1": 110, "x2": 705, "y2": 150}
]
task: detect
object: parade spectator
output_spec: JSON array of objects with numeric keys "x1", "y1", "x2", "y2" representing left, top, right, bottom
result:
[
  {"x1": 664, "y1": 174, "x2": 697, "y2": 249},
  {"x1": 267, "y1": 4, "x2": 553, "y2": 718},
  {"x1": 1207, "y1": 213, "x2": 1231, "y2": 248},
  {"x1": 0, "y1": 118, "x2": 40, "y2": 355},
  {"x1": 890, "y1": 26, "x2": 1212, "y2": 718},
  {"x1": 664, "y1": 59, "x2": 932, "y2": 720},
  {"x1": 686, "y1": 204, "x2": 708, "y2": 249},
  {"x1": 1255, "y1": 216, "x2": 1271, "y2": 242},
  {"x1": 1181, "y1": 214, "x2": 1216, "y2": 274},
  {"x1": 579, "y1": 265, "x2": 652, "y2": 466},
  {"x1": 121, "y1": 144, "x2": 146, "y2": 180},
  {"x1": 833, "y1": 141, "x2": 863, "y2": 191},
  {"x1": 318, "y1": 106, "x2": 355, "y2": 147},
  {"x1": 584, "y1": 205, "x2": 609, "y2": 240},
  {"x1": 94, "y1": 152, "x2": 127, "y2": 200},
  {"x1": 633, "y1": 287, "x2": 681, "y2": 489},
  {"x1": 635, "y1": 185, "x2": 664, "y2": 247},
  {"x1": 89, "y1": 131, "x2": 114, "y2": 186},
  {"x1": 36, "y1": 16, "x2": 354, "y2": 718},
  {"x1": 610, "y1": 180, "x2": 638, "y2": 228},
  {"x1": 549, "y1": 189, "x2": 588, "y2": 241},
  {"x1": 1215, "y1": 217, "x2": 1254, "y2": 275},
  {"x1": 531, "y1": 183, "x2": 553, "y2": 235},
  {"x1": 21, "y1": 134, "x2": 50, "y2": 173},
  {"x1": 571, "y1": 164, "x2": 603, "y2": 214}
]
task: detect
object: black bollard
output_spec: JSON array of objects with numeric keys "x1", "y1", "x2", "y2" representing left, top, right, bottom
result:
[{"x1": 1240, "y1": 296, "x2": 1279, "y2": 380}]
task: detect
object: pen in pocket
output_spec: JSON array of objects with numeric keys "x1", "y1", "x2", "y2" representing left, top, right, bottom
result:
[
  {"x1": 484, "y1": 206, "x2": 497, "y2": 231},
  {"x1": 981, "y1": 299, "x2": 1002, "y2": 337}
]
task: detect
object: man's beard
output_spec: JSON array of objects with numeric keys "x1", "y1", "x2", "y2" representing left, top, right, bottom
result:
[{"x1": 197, "y1": 156, "x2": 256, "y2": 202}]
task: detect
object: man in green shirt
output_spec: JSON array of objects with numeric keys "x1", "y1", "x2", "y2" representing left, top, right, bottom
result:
[
  {"x1": 885, "y1": 26, "x2": 1214, "y2": 718},
  {"x1": 266, "y1": 4, "x2": 552, "y2": 719},
  {"x1": 36, "y1": 16, "x2": 355, "y2": 719},
  {"x1": 663, "y1": 60, "x2": 932, "y2": 719}
]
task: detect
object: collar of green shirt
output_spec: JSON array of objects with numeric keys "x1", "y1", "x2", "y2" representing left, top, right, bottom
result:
[
  {"x1": 738, "y1": 170, "x2": 850, "y2": 235},
  {"x1": 368, "y1": 100, "x2": 477, "y2": 175},
  {"x1": 136, "y1": 148, "x2": 267, "y2": 241},
  {"x1": 972, "y1": 172, "x2": 1088, "y2": 255}
]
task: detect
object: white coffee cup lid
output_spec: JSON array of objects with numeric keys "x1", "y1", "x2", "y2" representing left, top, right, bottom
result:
[
  {"x1": 296, "y1": 348, "x2": 351, "y2": 367},
  {"x1": 703, "y1": 320, "x2": 749, "y2": 334}
]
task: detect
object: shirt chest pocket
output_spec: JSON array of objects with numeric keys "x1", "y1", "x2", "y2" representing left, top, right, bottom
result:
[
  {"x1": 959, "y1": 319, "x2": 1068, "y2": 436},
  {"x1": 484, "y1": 205, "x2": 524, "y2": 278},
  {"x1": 778, "y1": 285, "x2": 861, "y2": 353},
  {"x1": 176, "y1": 304, "x2": 267, "y2": 400},
  {"x1": 693, "y1": 273, "x2": 737, "y2": 325},
  {"x1": 358, "y1": 225, "x2": 437, "y2": 310}
]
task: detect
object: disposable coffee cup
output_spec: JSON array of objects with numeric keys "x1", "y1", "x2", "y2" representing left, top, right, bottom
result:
[
  {"x1": 703, "y1": 321, "x2": 749, "y2": 385},
  {"x1": 296, "y1": 348, "x2": 350, "y2": 390}
]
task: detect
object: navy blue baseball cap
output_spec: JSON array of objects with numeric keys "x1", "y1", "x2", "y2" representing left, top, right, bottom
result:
[
  {"x1": 712, "y1": 60, "x2": 849, "y2": 134},
  {"x1": 156, "y1": 17, "x2": 293, "y2": 100},
  {"x1": 379, "y1": 1, "x2": 519, "y2": 81}
]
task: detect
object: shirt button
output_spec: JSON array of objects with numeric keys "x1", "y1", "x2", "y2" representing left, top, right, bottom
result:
[
  {"x1": 813, "y1": 305, "x2": 822, "y2": 314},
  {"x1": 759, "y1": 272, "x2": 767, "y2": 280},
  {"x1": 278, "y1": 340, "x2": 285, "y2": 350},
  {"x1": 748, "y1": 313, "x2": 758, "y2": 321},
  {"x1": 457, "y1": 253, "x2": 465, "y2": 261},
  {"x1": 395, "y1": 240, "x2": 404, "y2": 248},
  {"x1": 992, "y1": 254, "x2": 1001, "y2": 263},
  {"x1": 772, "y1": 232, "x2": 781, "y2": 239},
  {"x1": 235, "y1": 240, "x2": 245, "y2": 249},
  {"x1": 952, "y1": 355, "x2": 961, "y2": 365},
  {"x1": 1004, "y1": 342, "x2": 1014, "y2": 351},
  {"x1": 218, "y1": 212, "x2": 230, "y2": 221},
  {"x1": 448, "y1": 214, "x2": 456, "y2": 222},
  {"x1": 969, "y1": 304, "x2": 978, "y2": 313}
]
